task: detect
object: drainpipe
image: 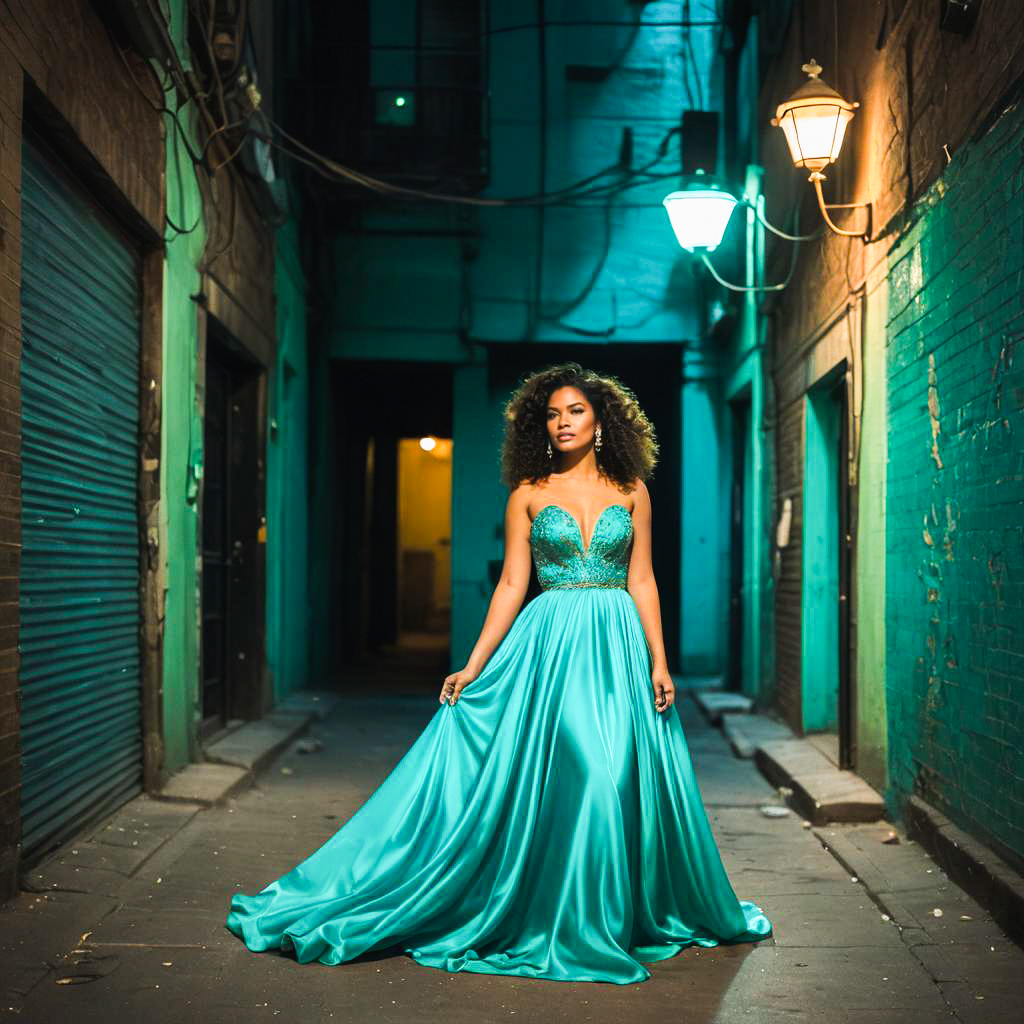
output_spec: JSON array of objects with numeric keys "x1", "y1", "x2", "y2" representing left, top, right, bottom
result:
[{"x1": 743, "y1": 162, "x2": 765, "y2": 700}]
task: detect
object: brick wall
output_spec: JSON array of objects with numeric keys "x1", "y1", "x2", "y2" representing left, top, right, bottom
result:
[
  {"x1": 760, "y1": 1, "x2": 1024, "y2": 802},
  {"x1": 885, "y1": 94, "x2": 1024, "y2": 864},
  {"x1": 773, "y1": 396, "x2": 803, "y2": 731},
  {"x1": 0, "y1": 0, "x2": 163, "y2": 899}
]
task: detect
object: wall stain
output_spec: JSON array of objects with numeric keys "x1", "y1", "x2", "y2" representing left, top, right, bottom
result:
[{"x1": 928, "y1": 352, "x2": 942, "y2": 469}]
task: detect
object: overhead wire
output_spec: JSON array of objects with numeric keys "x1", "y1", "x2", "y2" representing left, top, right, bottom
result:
[
  {"x1": 683, "y1": 1, "x2": 706, "y2": 111},
  {"x1": 262, "y1": 114, "x2": 682, "y2": 207},
  {"x1": 701, "y1": 201, "x2": 806, "y2": 293},
  {"x1": 116, "y1": 2, "x2": 717, "y2": 287},
  {"x1": 119, "y1": 2, "x2": 690, "y2": 222}
]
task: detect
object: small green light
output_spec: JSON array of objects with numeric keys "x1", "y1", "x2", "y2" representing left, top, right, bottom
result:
[{"x1": 395, "y1": 96, "x2": 406, "y2": 107}]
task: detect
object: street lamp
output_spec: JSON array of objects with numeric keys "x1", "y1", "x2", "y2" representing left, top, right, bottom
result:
[
  {"x1": 662, "y1": 172, "x2": 739, "y2": 253},
  {"x1": 663, "y1": 168, "x2": 812, "y2": 293},
  {"x1": 771, "y1": 59, "x2": 872, "y2": 240}
]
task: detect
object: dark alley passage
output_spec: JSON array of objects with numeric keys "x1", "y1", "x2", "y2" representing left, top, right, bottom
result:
[
  {"x1": 3, "y1": 687, "x2": 1020, "y2": 1023},
  {"x1": 1, "y1": 0, "x2": 1023, "y2": 1019}
]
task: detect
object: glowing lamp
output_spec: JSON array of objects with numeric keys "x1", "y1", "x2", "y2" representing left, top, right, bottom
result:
[
  {"x1": 662, "y1": 175, "x2": 739, "y2": 253},
  {"x1": 771, "y1": 60, "x2": 857, "y2": 176}
]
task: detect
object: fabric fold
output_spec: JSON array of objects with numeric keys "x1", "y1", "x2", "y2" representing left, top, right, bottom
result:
[{"x1": 227, "y1": 586, "x2": 772, "y2": 984}]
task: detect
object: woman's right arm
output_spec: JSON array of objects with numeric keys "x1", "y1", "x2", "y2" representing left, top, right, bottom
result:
[{"x1": 441, "y1": 486, "x2": 534, "y2": 704}]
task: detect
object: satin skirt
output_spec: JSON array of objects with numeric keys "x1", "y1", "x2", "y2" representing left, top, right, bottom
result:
[{"x1": 225, "y1": 587, "x2": 772, "y2": 984}]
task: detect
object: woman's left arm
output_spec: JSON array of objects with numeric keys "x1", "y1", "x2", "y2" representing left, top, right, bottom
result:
[{"x1": 626, "y1": 480, "x2": 675, "y2": 712}]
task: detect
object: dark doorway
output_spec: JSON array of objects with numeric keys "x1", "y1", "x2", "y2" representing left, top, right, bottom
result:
[
  {"x1": 201, "y1": 321, "x2": 267, "y2": 739},
  {"x1": 330, "y1": 361, "x2": 454, "y2": 691}
]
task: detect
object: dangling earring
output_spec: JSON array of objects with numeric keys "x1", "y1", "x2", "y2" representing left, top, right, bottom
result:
[
  {"x1": 546, "y1": 439, "x2": 553, "y2": 459},
  {"x1": 594, "y1": 426, "x2": 603, "y2": 452}
]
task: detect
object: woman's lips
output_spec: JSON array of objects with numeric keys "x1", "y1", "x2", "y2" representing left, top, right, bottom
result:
[{"x1": 557, "y1": 434, "x2": 574, "y2": 440}]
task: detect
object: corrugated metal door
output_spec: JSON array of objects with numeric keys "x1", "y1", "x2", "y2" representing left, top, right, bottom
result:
[{"x1": 18, "y1": 137, "x2": 143, "y2": 863}]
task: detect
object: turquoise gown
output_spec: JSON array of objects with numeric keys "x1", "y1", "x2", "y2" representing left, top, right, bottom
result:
[{"x1": 226, "y1": 502, "x2": 772, "y2": 984}]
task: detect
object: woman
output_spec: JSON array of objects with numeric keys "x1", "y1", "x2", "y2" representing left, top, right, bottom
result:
[{"x1": 225, "y1": 361, "x2": 772, "y2": 984}]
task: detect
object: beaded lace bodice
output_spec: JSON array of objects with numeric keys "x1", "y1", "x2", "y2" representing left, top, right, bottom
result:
[{"x1": 529, "y1": 503, "x2": 634, "y2": 591}]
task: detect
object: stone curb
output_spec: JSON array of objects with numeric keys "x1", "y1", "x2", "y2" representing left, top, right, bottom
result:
[
  {"x1": 159, "y1": 689, "x2": 341, "y2": 807},
  {"x1": 903, "y1": 794, "x2": 1024, "y2": 949},
  {"x1": 720, "y1": 710, "x2": 793, "y2": 758},
  {"x1": 690, "y1": 689, "x2": 753, "y2": 723},
  {"x1": 754, "y1": 738, "x2": 887, "y2": 825},
  {"x1": 688, "y1": 692, "x2": 888, "y2": 826},
  {"x1": 159, "y1": 714, "x2": 312, "y2": 806}
]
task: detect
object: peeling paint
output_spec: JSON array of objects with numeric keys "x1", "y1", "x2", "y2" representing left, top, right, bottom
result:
[
  {"x1": 910, "y1": 243, "x2": 924, "y2": 294},
  {"x1": 943, "y1": 499, "x2": 958, "y2": 561},
  {"x1": 885, "y1": 95, "x2": 1024, "y2": 862},
  {"x1": 987, "y1": 554, "x2": 1006, "y2": 607},
  {"x1": 927, "y1": 353, "x2": 943, "y2": 469}
]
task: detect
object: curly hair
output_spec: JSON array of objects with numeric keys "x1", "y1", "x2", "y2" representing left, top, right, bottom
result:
[{"x1": 499, "y1": 361, "x2": 659, "y2": 491}]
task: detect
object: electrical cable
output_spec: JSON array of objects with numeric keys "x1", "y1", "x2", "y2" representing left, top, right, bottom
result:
[
  {"x1": 263, "y1": 114, "x2": 681, "y2": 207},
  {"x1": 105, "y1": 23, "x2": 208, "y2": 170},
  {"x1": 684, "y1": 1, "x2": 706, "y2": 111},
  {"x1": 129, "y1": 2, "x2": 686, "y2": 216},
  {"x1": 184, "y1": 0, "x2": 230, "y2": 127},
  {"x1": 701, "y1": 202, "x2": 804, "y2": 292},
  {"x1": 256, "y1": 127, "x2": 682, "y2": 212},
  {"x1": 483, "y1": 18, "x2": 721, "y2": 35}
]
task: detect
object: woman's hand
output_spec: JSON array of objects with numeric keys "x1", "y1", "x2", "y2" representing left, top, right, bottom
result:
[
  {"x1": 651, "y1": 668, "x2": 675, "y2": 713},
  {"x1": 440, "y1": 667, "x2": 478, "y2": 705}
]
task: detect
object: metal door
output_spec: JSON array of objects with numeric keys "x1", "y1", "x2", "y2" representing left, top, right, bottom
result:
[{"x1": 19, "y1": 137, "x2": 143, "y2": 862}]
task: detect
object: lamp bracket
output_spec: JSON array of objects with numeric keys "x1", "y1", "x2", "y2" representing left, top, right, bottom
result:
[{"x1": 808, "y1": 171, "x2": 872, "y2": 241}]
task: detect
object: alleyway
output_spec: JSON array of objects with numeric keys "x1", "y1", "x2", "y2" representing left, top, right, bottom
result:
[{"x1": 2, "y1": 687, "x2": 1019, "y2": 1024}]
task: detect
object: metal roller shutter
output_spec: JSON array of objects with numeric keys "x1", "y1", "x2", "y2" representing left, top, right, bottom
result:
[{"x1": 18, "y1": 138, "x2": 144, "y2": 863}]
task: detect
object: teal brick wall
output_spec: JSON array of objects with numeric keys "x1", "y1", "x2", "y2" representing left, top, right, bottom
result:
[{"x1": 885, "y1": 95, "x2": 1024, "y2": 864}]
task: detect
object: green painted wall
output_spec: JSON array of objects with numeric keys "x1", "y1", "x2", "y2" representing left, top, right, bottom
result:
[
  {"x1": 885, "y1": 97, "x2": 1024, "y2": 859},
  {"x1": 266, "y1": 212, "x2": 311, "y2": 699},
  {"x1": 856, "y1": 273, "x2": 889, "y2": 793},
  {"x1": 159, "y1": 0, "x2": 206, "y2": 773},
  {"x1": 679, "y1": 345, "x2": 725, "y2": 674},
  {"x1": 717, "y1": 157, "x2": 773, "y2": 702}
]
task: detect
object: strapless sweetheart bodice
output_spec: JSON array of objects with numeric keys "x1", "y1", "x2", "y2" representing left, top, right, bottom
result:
[{"x1": 529, "y1": 503, "x2": 634, "y2": 591}]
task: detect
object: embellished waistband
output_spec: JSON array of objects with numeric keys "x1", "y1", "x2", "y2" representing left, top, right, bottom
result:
[{"x1": 541, "y1": 581, "x2": 627, "y2": 591}]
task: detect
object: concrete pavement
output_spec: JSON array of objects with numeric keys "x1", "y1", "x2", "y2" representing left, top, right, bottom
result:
[{"x1": 2, "y1": 687, "x2": 1021, "y2": 1023}]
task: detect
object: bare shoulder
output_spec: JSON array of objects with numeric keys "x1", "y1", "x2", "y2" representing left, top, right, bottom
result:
[
  {"x1": 626, "y1": 477, "x2": 651, "y2": 516},
  {"x1": 626, "y1": 477, "x2": 650, "y2": 509},
  {"x1": 507, "y1": 483, "x2": 536, "y2": 516}
]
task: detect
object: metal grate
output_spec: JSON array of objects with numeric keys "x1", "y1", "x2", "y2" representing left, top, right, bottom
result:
[{"x1": 18, "y1": 137, "x2": 144, "y2": 864}]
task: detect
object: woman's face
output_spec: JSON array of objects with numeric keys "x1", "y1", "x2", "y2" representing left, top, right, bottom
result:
[{"x1": 546, "y1": 385, "x2": 598, "y2": 453}]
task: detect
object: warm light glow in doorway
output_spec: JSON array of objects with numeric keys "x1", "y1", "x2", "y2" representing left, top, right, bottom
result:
[{"x1": 397, "y1": 437, "x2": 452, "y2": 639}]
